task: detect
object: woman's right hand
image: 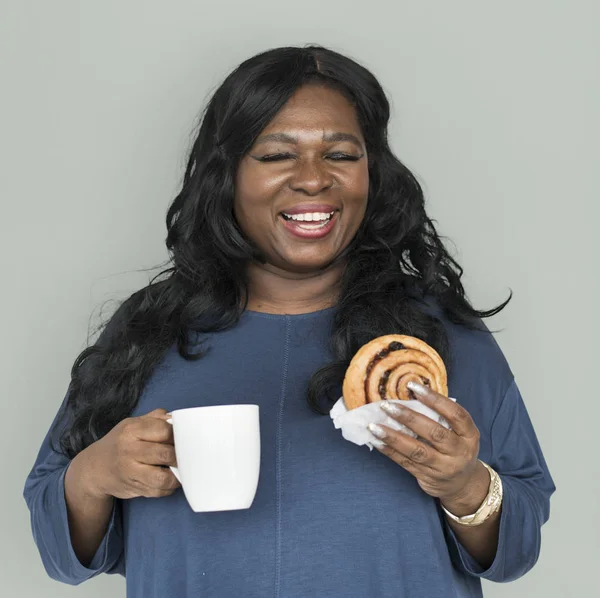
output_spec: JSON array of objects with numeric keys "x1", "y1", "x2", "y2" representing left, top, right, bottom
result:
[{"x1": 77, "y1": 408, "x2": 181, "y2": 500}]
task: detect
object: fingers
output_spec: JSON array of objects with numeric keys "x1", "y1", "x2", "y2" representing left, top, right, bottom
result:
[
  {"x1": 369, "y1": 396, "x2": 480, "y2": 481},
  {"x1": 130, "y1": 463, "x2": 181, "y2": 497},
  {"x1": 380, "y1": 401, "x2": 457, "y2": 454},
  {"x1": 132, "y1": 441, "x2": 177, "y2": 467},
  {"x1": 373, "y1": 437, "x2": 429, "y2": 478},
  {"x1": 369, "y1": 422, "x2": 437, "y2": 472},
  {"x1": 405, "y1": 382, "x2": 477, "y2": 438},
  {"x1": 127, "y1": 415, "x2": 174, "y2": 444},
  {"x1": 144, "y1": 408, "x2": 171, "y2": 421},
  {"x1": 368, "y1": 391, "x2": 482, "y2": 501}
]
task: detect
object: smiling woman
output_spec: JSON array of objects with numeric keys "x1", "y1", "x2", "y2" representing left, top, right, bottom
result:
[
  {"x1": 235, "y1": 84, "x2": 369, "y2": 293},
  {"x1": 23, "y1": 45, "x2": 554, "y2": 598}
]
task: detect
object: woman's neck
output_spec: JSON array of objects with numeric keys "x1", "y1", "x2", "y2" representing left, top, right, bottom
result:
[{"x1": 245, "y1": 261, "x2": 344, "y2": 315}]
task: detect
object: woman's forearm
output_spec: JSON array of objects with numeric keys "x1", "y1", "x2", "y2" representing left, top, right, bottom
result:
[
  {"x1": 64, "y1": 448, "x2": 115, "y2": 567},
  {"x1": 440, "y1": 460, "x2": 500, "y2": 569}
]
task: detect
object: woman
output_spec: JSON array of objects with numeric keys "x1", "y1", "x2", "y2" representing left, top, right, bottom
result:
[{"x1": 24, "y1": 45, "x2": 554, "y2": 597}]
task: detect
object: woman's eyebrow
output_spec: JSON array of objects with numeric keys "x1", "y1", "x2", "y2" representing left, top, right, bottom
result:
[{"x1": 254, "y1": 132, "x2": 363, "y2": 148}]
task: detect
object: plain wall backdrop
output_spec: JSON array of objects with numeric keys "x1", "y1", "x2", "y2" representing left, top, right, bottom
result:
[{"x1": 2, "y1": 0, "x2": 598, "y2": 596}]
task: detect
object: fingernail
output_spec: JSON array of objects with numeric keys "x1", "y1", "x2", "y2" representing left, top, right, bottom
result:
[
  {"x1": 407, "y1": 381, "x2": 428, "y2": 396},
  {"x1": 370, "y1": 438, "x2": 387, "y2": 449},
  {"x1": 380, "y1": 401, "x2": 403, "y2": 416},
  {"x1": 368, "y1": 423, "x2": 387, "y2": 439}
]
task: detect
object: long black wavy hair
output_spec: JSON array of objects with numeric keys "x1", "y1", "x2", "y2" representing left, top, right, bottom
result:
[{"x1": 53, "y1": 45, "x2": 510, "y2": 458}]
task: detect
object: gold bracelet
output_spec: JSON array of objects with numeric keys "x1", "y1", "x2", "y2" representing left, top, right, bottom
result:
[{"x1": 441, "y1": 461, "x2": 503, "y2": 527}]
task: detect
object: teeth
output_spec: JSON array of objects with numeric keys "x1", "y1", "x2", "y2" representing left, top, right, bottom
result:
[
  {"x1": 298, "y1": 220, "x2": 329, "y2": 229},
  {"x1": 283, "y1": 211, "x2": 334, "y2": 222}
]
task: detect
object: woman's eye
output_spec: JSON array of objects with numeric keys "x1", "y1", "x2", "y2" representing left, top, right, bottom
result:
[
  {"x1": 326, "y1": 153, "x2": 361, "y2": 161},
  {"x1": 255, "y1": 152, "x2": 362, "y2": 162},
  {"x1": 257, "y1": 153, "x2": 294, "y2": 162}
]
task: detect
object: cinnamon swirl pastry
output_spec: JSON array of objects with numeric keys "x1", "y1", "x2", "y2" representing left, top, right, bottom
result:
[{"x1": 342, "y1": 335, "x2": 448, "y2": 410}]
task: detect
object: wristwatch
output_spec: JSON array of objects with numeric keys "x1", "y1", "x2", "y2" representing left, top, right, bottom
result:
[{"x1": 441, "y1": 461, "x2": 503, "y2": 526}]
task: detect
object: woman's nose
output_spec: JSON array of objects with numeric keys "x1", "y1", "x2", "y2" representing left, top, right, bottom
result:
[{"x1": 288, "y1": 158, "x2": 334, "y2": 196}]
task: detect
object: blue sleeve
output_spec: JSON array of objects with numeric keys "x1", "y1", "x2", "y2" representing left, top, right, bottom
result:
[
  {"x1": 23, "y1": 389, "x2": 125, "y2": 585},
  {"x1": 444, "y1": 378, "x2": 555, "y2": 582}
]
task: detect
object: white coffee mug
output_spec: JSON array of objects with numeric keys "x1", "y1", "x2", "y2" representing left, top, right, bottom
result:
[{"x1": 167, "y1": 404, "x2": 260, "y2": 513}]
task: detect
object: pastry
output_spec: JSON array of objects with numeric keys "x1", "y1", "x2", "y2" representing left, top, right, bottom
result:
[{"x1": 342, "y1": 335, "x2": 448, "y2": 410}]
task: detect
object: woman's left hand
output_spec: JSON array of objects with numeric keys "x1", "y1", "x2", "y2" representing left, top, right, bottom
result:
[{"x1": 368, "y1": 381, "x2": 481, "y2": 505}]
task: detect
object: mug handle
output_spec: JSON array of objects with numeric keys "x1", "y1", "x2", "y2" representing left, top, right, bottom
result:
[{"x1": 165, "y1": 417, "x2": 182, "y2": 483}]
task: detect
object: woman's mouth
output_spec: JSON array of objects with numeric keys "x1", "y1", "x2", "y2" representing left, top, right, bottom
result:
[{"x1": 280, "y1": 210, "x2": 338, "y2": 239}]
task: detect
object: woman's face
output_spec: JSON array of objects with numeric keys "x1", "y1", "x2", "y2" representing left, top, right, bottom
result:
[{"x1": 234, "y1": 84, "x2": 370, "y2": 274}]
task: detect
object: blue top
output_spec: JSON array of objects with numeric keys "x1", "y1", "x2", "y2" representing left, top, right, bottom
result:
[{"x1": 24, "y1": 306, "x2": 555, "y2": 597}]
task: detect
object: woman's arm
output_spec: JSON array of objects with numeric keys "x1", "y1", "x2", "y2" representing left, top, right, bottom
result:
[
  {"x1": 370, "y1": 378, "x2": 554, "y2": 580},
  {"x1": 439, "y1": 378, "x2": 555, "y2": 581},
  {"x1": 440, "y1": 460, "x2": 500, "y2": 569},
  {"x1": 23, "y1": 439, "x2": 124, "y2": 583},
  {"x1": 24, "y1": 392, "x2": 180, "y2": 585},
  {"x1": 64, "y1": 447, "x2": 116, "y2": 567},
  {"x1": 23, "y1": 390, "x2": 125, "y2": 584}
]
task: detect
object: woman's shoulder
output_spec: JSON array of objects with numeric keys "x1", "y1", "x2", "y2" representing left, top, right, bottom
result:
[{"x1": 419, "y1": 294, "x2": 515, "y2": 401}]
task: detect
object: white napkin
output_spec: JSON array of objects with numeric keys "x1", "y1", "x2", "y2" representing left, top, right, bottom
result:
[{"x1": 330, "y1": 397, "x2": 455, "y2": 450}]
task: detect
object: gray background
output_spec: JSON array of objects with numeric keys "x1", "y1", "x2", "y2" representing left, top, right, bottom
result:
[{"x1": 2, "y1": 0, "x2": 598, "y2": 596}]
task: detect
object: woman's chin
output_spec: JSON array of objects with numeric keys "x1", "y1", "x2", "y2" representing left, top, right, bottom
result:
[{"x1": 280, "y1": 255, "x2": 343, "y2": 275}]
